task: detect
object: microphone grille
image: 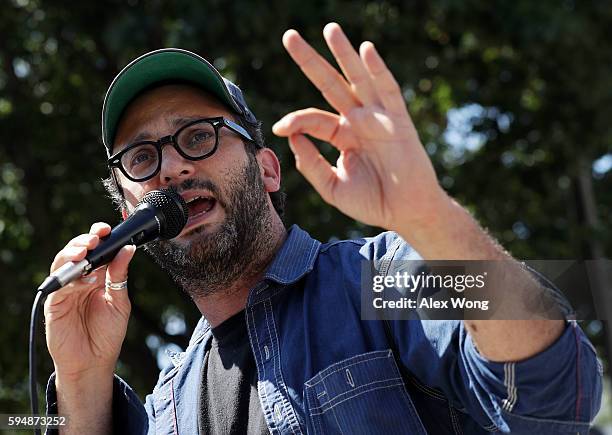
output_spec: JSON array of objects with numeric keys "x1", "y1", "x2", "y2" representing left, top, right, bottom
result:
[{"x1": 139, "y1": 189, "x2": 188, "y2": 239}]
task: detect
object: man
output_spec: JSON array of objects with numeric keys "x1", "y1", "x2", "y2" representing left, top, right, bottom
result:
[{"x1": 44, "y1": 23, "x2": 601, "y2": 434}]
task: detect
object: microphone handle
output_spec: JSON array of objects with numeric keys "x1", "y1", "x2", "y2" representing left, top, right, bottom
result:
[{"x1": 86, "y1": 204, "x2": 161, "y2": 270}]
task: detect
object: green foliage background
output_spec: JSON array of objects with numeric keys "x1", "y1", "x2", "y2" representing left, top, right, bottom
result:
[{"x1": 0, "y1": 0, "x2": 610, "y2": 417}]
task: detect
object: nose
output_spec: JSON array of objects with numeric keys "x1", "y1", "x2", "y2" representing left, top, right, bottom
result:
[{"x1": 159, "y1": 142, "x2": 196, "y2": 185}]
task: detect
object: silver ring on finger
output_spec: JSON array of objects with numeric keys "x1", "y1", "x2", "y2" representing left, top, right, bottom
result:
[{"x1": 105, "y1": 279, "x2": 128, "y2": 291}]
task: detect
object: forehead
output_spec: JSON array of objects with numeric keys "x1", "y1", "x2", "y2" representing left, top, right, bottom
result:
[{"x1": 113, "y1": 83, "x2": 235, "y2": 151}]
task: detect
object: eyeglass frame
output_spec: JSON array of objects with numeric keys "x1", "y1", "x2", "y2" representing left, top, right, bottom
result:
[{"x1": 107, "y1": 116, "x2": 256, "y2": 183}]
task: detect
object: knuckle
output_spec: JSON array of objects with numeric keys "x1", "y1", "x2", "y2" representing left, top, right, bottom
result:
[
  {"x1": 320, "y1": 77, "x2": 337, "y2": 94},
  {"x1": 299, "y1": 51, "x2": 317, "y2": 68},
  {"x1": 350, "y1": 73, "x2": 368, "y2": 86},
  {"x1": 284, "y1": 113, "x2": 296, "y2": 126},
  {"x1": 52, "y1": 250, "x2": 63, "y2": 266},
  {"x1": 67, "y1": 233, "x2": 92, "y2": 247},
  {"x1": 90, "y1": 222, "x2": 109, "y2": 233},
  {"x1": 79, "y1": 234, "x2": 95, "y2": 245},
  {"x1": 381, "y1": 79, "x2": 400, "y2": 94},
  {"x1": 50, "y1": 248, "x2": 74, "y2": 272}
]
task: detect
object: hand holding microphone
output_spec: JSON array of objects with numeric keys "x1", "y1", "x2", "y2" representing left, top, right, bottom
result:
[
  {"x1": 44, "y1": 222, "x2": 137, "y2": 379},
  {"x1": 32, "y1": 189, "x2": 187, "y2": 434},
  {"x1": 39, "y1": 189, "x2": 188, "y2": 295},
  {"x1": 40, "y1": 188, "x2": 187, "y2": 389}
]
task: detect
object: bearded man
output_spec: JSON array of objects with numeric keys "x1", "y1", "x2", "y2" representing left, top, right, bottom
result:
[{"x1": 44, "y1": 23, "x2": 601, "y2": 434}]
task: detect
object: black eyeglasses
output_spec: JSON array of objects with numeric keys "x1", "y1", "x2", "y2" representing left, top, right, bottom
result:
[{"x1": 107, "y1": 117, "x2": 255, "y2": 182}]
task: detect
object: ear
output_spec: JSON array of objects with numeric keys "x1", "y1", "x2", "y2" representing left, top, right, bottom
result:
[
  {"x1": 121, "y1": 207, "x2": 129, "y2": 220},
  {"x1": 256, "y1": 148, "x2": 281, "y2": 193}
]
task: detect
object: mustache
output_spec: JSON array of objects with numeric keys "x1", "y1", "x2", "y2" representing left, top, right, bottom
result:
[{"x1": 166, "y1": 178, "x2": 228, "y2": 209}]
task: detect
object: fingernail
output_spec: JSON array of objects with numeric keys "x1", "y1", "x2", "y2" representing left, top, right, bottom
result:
[
  {"x1": 272, "y1": 120, "x2": 284, "y2": 133},
  {"x1": 282, "y1": 29, "x2": 298, "y2": 44},
  {"x1": 365, "y1": 41, "x2": 378, "y2": 54}
]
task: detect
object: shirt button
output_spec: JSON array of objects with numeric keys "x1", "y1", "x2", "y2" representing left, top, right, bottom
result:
[
  {"x1": 264, "y1": 345, "x2": 270, "y2": 361},
  {"x1": 274, "y1": 402, "x2": 283, "y2": 422}
]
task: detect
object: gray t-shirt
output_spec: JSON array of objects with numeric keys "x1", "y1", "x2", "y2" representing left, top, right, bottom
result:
[{"x1": 198, "y1": 310, "x2": 269, "y2": 435}]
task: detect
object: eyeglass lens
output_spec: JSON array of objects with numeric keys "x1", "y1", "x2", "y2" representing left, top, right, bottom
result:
[{"x1": 120, "y1": 120, "x2": 217, "y2": 180}]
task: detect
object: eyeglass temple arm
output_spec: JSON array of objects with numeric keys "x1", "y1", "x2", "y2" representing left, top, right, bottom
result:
[{"x1": 224, "y1": 118, "x2": 254, "y2": 142}]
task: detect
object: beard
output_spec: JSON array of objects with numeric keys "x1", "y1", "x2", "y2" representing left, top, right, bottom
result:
[{"x1": 143, "y1": 152, "x2": 276, "y2": 299}]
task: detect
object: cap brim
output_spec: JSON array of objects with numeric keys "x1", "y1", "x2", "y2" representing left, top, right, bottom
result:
[{"x1": 102, "y1": 48, "x2": 240, "y2": 153}]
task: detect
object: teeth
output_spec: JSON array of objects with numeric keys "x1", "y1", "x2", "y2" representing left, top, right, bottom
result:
[{"x1": 185, "y1": 196, "x2": 211, "y2": 204}]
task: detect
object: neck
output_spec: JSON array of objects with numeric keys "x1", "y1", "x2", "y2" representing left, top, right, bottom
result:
[{"x1": 193, "y1": 215, "x2": 286, "y2": 327}]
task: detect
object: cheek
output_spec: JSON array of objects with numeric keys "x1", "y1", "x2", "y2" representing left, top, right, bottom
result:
[
  {"x1": 120, "y1": 180, "x2": 149, "y2": 209},
  {"x1": 209, "y1": 164, "x2": 248, "y2": 202},
  {"x1": 201, "y1": 146, "x2": 250, "y2": 183},
  {"x1": 212, "y1": 168, "x2": 235, "y2": 199}
]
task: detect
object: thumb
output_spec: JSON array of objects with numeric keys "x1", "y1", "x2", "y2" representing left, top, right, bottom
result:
[{"x1": 288, "y1": 133, "x2": 337, "y2": 204}]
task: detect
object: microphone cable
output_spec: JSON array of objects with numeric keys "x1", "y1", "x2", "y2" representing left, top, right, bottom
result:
[{"x1": 29, "y1": 289, "x2": 45, "y2": 435}]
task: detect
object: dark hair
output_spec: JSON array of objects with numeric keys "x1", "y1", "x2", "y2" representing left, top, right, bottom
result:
[
  {"x1": 102, "y1": 114, "x2": 286, "y2": 219},
  {"x1": 235, "y1": 113, "x2": 286, "y2": 218}
]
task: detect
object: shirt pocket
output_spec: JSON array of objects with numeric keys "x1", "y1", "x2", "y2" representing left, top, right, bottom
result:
[{"x1": 303, "y1": 349, "x2": 427, "y2": 435}]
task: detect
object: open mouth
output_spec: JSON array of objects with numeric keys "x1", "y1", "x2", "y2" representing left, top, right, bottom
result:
[{"x1": 185, "y1": 196, "x2": 217, "y2": 219}]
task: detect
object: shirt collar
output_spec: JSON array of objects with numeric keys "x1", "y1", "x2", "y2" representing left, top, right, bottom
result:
[
  {"x1": 191, "y1": 225, "x2": 321, "y2": 342},
  {"x1": 263, "y1": 224, "x2": 321, "y2": 285}
]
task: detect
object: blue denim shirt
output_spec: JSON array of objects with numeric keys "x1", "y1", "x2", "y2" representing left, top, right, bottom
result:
[{"x1": 46, "y1": 225, "x2": 602, "y2": 434}]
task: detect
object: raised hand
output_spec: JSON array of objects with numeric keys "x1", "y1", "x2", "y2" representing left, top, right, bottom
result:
[{"x1": 273, "y1": 23, "x2": 446, "y2": 232}]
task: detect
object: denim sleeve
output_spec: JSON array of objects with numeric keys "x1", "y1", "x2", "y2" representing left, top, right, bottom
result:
[
  {"x1": 45, "y1": 372, "x2": 150, "y2": 434},
  {"x1": 389, "y1": 317, "x2": 602, "y2": 434},
  {"x1": 462, "y1": 321, "x2": 602, "y2": 432},
  {"x1": 368, "y1": 233, "x2": 603, "y2": 432}
]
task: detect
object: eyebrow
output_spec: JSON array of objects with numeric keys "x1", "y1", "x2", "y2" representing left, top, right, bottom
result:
[{"x1": 125, "y1": 116, "x2": 206, "y2": 145}]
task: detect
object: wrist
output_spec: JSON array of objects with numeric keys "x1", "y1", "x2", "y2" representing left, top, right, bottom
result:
[
  {"x1": 392, "y1": 186, "x2": 453, "y2": 240},
  {"x1": 55, "y1": 366, "x2": 115, "y2": 395},
  {"x1": 55, "y1": 369, "x2": 114, "y2": 435},
  {"x1": 55, "y1": 370, "x2": 114, "y2": 421},
  {"x1": 394, "y1": 188, "x2": 511, "y2": 260}
]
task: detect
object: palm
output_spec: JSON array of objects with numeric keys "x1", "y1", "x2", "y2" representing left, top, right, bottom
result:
[{"x1": 45, "y1": 268, "x2": 130, "y2": 375}]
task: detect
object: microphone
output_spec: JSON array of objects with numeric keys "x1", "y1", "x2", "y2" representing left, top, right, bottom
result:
[{"x1": 37, "y1": 189, "x2": 188, "y2": 295}]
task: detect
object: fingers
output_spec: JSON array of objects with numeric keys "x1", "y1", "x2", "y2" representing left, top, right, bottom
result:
[
  {"x1": 288, "y1": 134, "x2": 337, "y2": 204},
  {"x1": 323, "y1": 23, "x2": 379, "y2": 107},
  {"x1": 282, "y1": 23, "x2": 407, "y2": 118},
  {"x1": 45, "y1": 223, "x2": 135, "y2": 321},
  {"x1": 104, "y1": 245, "x2": 136, "y2": 303},
  {"x1": 89, "y1": 222, "x2": 112, "y2": 237},
  {"x1": 51, "y1": 235, "x2": 97, "y2": 272},
  {"x1": 91, "y1": 220, "x2": 135, "y2": 293},
  {"x1": 360, "y1": 41, "x2": 409, "y2": 116},
  {"x1": 283, "y1": 29, "x2": 359, "y2": 114},
  {"x1": 273, "y1": 109, "x2": 340, "y2": 141},
  {"x1": 273, "y1": 108, "x2": 358, "y2": 151},
  {"x1": 50, "y1": 223, "x2": 111, "y2": 273},
  {"x1": 106, "y1": 245, "x2": 136, "y2": 284}
]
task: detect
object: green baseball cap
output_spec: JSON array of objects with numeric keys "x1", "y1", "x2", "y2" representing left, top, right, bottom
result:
[{"x1": 101, "y1": 48, "x2": 257, "y2": 156}]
